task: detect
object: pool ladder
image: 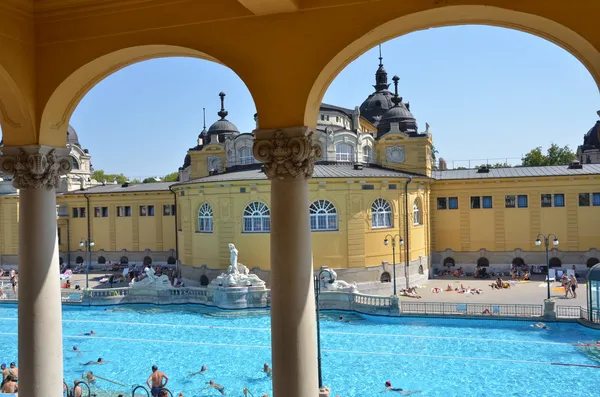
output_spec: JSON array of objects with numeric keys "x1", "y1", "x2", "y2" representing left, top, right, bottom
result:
[
  {"x1": 64, "y1": 380, "x2": 92, "y2": 397},
  {"x1": 132, "y1": 385, "x2": 174, "y2": 396}
]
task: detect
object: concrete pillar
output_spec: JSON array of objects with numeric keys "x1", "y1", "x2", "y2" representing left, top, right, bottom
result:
[
  {"x1": 254, "y1": 126, "x2": 322, "y2": 397},
  {"x1": 0, "y1": 146, "x2": 72, "y2": 397}
]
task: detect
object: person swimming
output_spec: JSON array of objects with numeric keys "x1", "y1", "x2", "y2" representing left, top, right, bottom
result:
[
  {"x1": 381, "y1": 381, "x2": 421, "y2": 395},
  {"x1": 532, "y1": 322, "x2": 549, "y2": 329},
  {"x1": 189, "y1": 365, "x2": 207, "y2": 376},
  {"x1": 83, "y1": 330, "x2": 96, "y2": 336},
  {"x1": 201, "y1": 380, "x2": 226, "y2": 395},
  {"x1": 243, "y1": 387, "x2": 254, "y2": 397},
  {"x1": 72, "y1": 346, "x2": 83, "y2": 354},
  {"x1": 81, "y1": 358, "x2": 108, "y2": 366},
  {"x1": 263, "y1": 363, "x2": 272, "y2": 377}
]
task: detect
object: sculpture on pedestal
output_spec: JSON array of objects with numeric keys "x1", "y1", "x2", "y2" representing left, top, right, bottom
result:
[
  {"x1": 130, "y1": 266, "x2": 172, "y2": 289},
  {"x1": 211, "y1": 243, "x2": 265, "y2": 287},
  {"x1": 320, "y1": 268, "x2": 358, "y2": 293}
]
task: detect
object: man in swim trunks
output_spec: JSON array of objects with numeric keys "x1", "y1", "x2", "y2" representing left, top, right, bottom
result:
[
  {"x1": 1, "y1": 375, "x2": 17, "y2": 394},
  {"x1": 73, "y1": 380, "x2": 83, "y2": 397},
  {"x1": 189, "y1": 364, "x2": 207, "y2": 376},
  {"x1": 81, "y1": 357, "x2": 108, "y2": 366},
  {"x1": 202, "y1": 380, "x2": 226, "y2": 395},
  {"x1": 0, "y1": 364, "x2": 8, "y2": 386},
  {"x1": 8, "y1": 363, "x2": 17, "y2": 381},
  {"x1": 263, "y1": 363, "x2": 272, "y2": 377},
  {"x1": 84, "y1": 330, "x2": 96, "y2": 336},
  {"x1": 147, "y1": 365, "x2": 169, "y2": 397}
]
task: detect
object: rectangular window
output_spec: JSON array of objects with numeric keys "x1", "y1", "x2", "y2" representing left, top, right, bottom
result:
[
  {"x1": 102, "y1": 207, "x2": 108, "y2": 217},
  {"x1": 517, "y1": 195, "x2": 528, "y2": 208},
  {"x1": 94, "y1": 207, "x2": 102, "y2": 217},
  {"x1": 163, "y1": 205, "x2": 171, "y2": 216},
  {"x1": 554, "y1": 194, "x2": 565, "y2": 207},
  {"x1": 579, "y1": 193, "x2": 590, "y2": 207},
  {"x1": 470, "y1": 196, "x2": 481, "y2": 209},
  {"x1": 505, "y1": 195, "x2": 515, "y2": 208},
  {"x1": 72, "y1": 208, "x2": 79, "y2": 218},
  {"x1": 541, "y1": 194, "x2": 552, "y2": 208},
  {"x1": 448, "y1": 197, "x2": 458, "y2": 209},
  {"x1": 140, "y1": 206, "x2": 147, "y2": 216},
  {"x1": 320, "y1": 115, "x2": 325, "y2": 121},
  {"x1": 148, "y1": 205, "x2": 155, "y2": 216},
  {"x1": 117, "y1": 206, "x2": 124, "y2": 217},
  {"x1": 482, "y1": 196, "x2": 493, "y2": 209},
  {"x1": 593, "y1": 193, "x2": 600, "y2": 206},
  {"x1": 437, "y1": 198, "x2": 447, "y2": 210},
  {"x1": 124, "y1": 206, "x2": 131, "y2": 217}
]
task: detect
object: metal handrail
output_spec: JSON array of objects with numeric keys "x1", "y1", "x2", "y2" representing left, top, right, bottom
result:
[{"x1": 132, "y1": 385, "x2": 150, "y2": 396}]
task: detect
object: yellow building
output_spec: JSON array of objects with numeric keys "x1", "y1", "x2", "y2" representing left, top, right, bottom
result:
[{"x1": 1, "y1": 55, "x2": 600, "y2": 292}]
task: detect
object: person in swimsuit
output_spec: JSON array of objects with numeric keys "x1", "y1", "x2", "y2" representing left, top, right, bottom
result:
[
  {"x1": 73, "y1": 380, "x2": 83, "y2": 397},
  {"x1": 8, "y1": 363, "x2": 17, "y2": 381},
  {"x1": 263, "y1": 363, "x2": 272, "y2": 377},
  {"x1": 202, "y1": 380, "x2": 226, "y2": 395},
  {"x1": 81, "y1": 358, "x2": 108, "y2": 366},
  {"x1": 243, "y1": 387, "x2": 254, "y2": 396},
  {"x1": 570, "y1": 275, "x2": 578, "y2": 298},
  {"x1": 0, "y1": 364, "x2": 9, "y2": 386},
  {"x1": 532, "y1": 322, "x2": 549, "y2": 329},
  {"x1": 381, "y1": 381, "x2": 421, "y2": 395},
  {"x1": 147, "y1": 365, "x2": 169, "y2": 397},
  {"x1": 84, "y1": 330, "x2": 96, "y2": 336},
  {"x1": 1, "y1": 375, "x2": 16, "y2": 394},
  {"x1": 85, "y1": 371, "x2": 96, "y2": 384},
  {"x1": 189, "y1": 364, "x2": 207, "y2": 376}
]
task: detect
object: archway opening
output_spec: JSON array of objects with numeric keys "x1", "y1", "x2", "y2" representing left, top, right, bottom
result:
[
  {"x1": 477, "y1": 257, "x2": 490, "y2": 267},
  {"x1": 167, "y1": 256, "x2": 177, "y2": 265},
  {"x1": 97, "y1": 256, "x2": 106, "y2": 264},
  {"x1": 588, "y1": 258, "x2": 600, "y2": 268},
  {"x1": 549, "y1": 257, "x2": 562, "y2": 268},
  {"x1": 75, "y1": 256, "x2": 84, "y2": 264},
  {"x1": 143, "y1": 256, "x2": 153, "y2": 266},
  {"x1": 380, "y1": 272, "x2": 391, "y2": 283},
  {"x1": 443, "y1": 257, "x2": 455, "y2": 268},
  {"x1": 200, "y1": 275, "x2": 210, "y2": 286},
  {"x1": 120, "y1": 256, "x2": 129, "y2": 265}
]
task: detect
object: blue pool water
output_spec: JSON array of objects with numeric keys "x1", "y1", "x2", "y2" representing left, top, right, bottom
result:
[{"x1": 0, "y1": 305, "x2": 599, "y2": 397}]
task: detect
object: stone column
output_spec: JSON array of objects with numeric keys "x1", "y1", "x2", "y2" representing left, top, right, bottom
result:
[
  {"x1": 254, "y1": 127, "x2": 322, "y2": 397},
  {"x1": 0, "y1": 146, "x2": 72, "y2": 397}
]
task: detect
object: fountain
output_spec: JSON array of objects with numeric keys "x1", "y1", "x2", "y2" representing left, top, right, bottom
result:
[
  {"x1": 319, "y1": 268, "x2": 358, "y2": 293},
  {"x1": 207, "y1": 243, "x2": 268, "y2": 309}
]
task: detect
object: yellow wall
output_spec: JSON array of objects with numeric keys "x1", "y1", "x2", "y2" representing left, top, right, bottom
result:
[
  {"x1": 376, "y1": 133, "x2": 432, "y2": 177},
  {"x1": 430, "y1": 176, "x2": 600, "y2": 253}
]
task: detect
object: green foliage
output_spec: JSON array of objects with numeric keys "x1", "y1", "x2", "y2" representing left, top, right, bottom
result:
[
  {"x1": 142, "y1": 177, "x2": 157, "y2": 184},
  {"x1": 162, "y1": 172, "x2": 179, "y2": 182},
  {"x1": 521, "y1": 144, "x2": 576, "y2": 166},
  {"x1": 130, "y1": 178, "x2": 142, "y2": 184},
  {"x1": 478, "y1": 163, "x2": 512, "y2": 169},
  {"x1": 91, "y1": 170, "x2": 128, "y2": 184}
]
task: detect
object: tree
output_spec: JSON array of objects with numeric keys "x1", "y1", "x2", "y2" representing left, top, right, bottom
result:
[
  {"x1": 521, "y1": 144, "x2": 576, "y2": 166},
  {"x1": 130, "y1": 178, "x2": 142, "y2": 184},
  {"x1": 143, "y1": 177, "x2": 157, "y2": 184},
  {"x1": 477, "y1": 163, "x2": 512, "y2": 169},
  {"x1": 92, "y1": 169, "x2": 128, "y2": 184},
  {"x1": 163, "y1": 172, "x2": 179, "y2": 182}
]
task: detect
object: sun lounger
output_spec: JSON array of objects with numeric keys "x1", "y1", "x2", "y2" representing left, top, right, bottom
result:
[
  {"x1": 60, "y1": 269, "x2": 73, "y2": 280},
  {"x1": 567, "y1": 269, "x2": 575, "y2": 278},
  {"x1": 546, "y1": 269, "x2": 556, "y2": 282}
]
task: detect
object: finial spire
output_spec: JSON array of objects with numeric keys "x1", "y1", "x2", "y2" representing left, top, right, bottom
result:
[
  {"x1": 218, "y1": 92, "x2": 228, "y2": 120},
  {"x1": 203, "y1": 107, "x2": 206, "y2": 129},
  {"x1": 391, "y1": 75, "x2": 401, "y2": 106},
  {"x1": 378, "y1": 44, "x2": 383, "y2": 66}
]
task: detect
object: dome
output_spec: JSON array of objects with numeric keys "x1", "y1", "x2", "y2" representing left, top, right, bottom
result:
[
  {"x1": 359, "y1": 91, "x2": 394, "y2": 125},
  {"x1": 376, "y1": 76, "x2": 418, "y2": 137},
  {"x1": 207, "y1": 92, "x2": 239, "y2": 138},
  {"x1": 67, "y1": 124, "x2": 80, "y2": 146},
  {"x1": 182, "y1": 154, "x2": 191, "y2": 168},
  {"x1": 582, "y1": 118, "x2": 600, "y2": 151}
]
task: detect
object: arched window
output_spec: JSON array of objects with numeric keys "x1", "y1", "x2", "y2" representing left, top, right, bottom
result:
[
  {"x1": 443, "y1": 257, "x2": 455, "y2": 267},
  {"x1": 413, "y1": 199, "x2": 421, "y2": 225},
  {"x1": 238, "y1": 147, "x2": 254, "y2": 165},
  {"x1": 477, "y1": 257, "x2": 490, "y2": 267},
  {"x1": 97, "y1": 256, "x2": 106, "y2": 264},
  {"x1": 198, "y1": 203, "x2": 213, "y2": 233},
  {"x1": 335, "y1": 143, "x2": 354, "y2": 162},
  {"x1": 71, "y1": 156, "x2": 80, "y2": 170},
  {"x1": 226, "y1": 150, "x2": 233, "y2": 167},
  {"x1": 167, "y1": 256, "x2": 176, "y2": 265},
  {"x1": 371, "y1": 198, "x2": 392, "y2": 229},
  {"x1": 362, "y1": 146, "x2": 372, "y2": 163},
  {"x1": 143, "y1": 256, "x2": 152, "y2": 266},
  {"x1": 243, "y1": 202, "x2": 271, "y2": 233},
  {"x1": 549, "y1": 257, "x2": 562, "y2": 268},
  {"x1": 587, "y1": 258, "x2": 600, "y2": 268},
  {"x1": 309, "y1": 200, "x2": 338, "y2": 231},
  {"x1": 120, "y1": 256, "x2": 129, "y2": 264},
  {"x1": 76, "y1": 256, "x2": 84, "y2": 264},
  {"x1": 200, "y1": 275, "x2": 210, "y2": 286}
]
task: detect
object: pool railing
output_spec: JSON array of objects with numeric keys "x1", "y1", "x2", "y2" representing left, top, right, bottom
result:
[{"x1": 399, "y1": 301, "x2": 543, "y2": 317}]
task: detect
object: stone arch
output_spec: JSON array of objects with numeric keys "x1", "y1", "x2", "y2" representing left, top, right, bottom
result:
[
  {"x1": 97, "y1": 256, "x2": 106, "y2": 264},
  {"x1": 512, "y1": 257, "x2": 525, "y2": 266},
  {"x1": 120, "y1": 256, "x2": 129, "y2": 264},
  {"x1": 75, "y1": 256, "x2": 84, "y2": 264},
  {"x1": 200, "y1": 275, "x2": 210, "y2": 286},
  {"x1": 39, "y1": 45, "x2": 255, "y2": 147},
  {"x1": 443, "y1": 257, "x2": 455, "y2": 267},
  {"x1": 143, "y1": 256, "x2": 152, "y2": 266},
  {"x1": 167, "y1": 256, "x2": 177, "y2": 265},
  {"x1": 0, "y1": 64, "x2": 36, "y2": 146},
  {"x1": 549, "y1": 257, "x2": 562, "y2": 268},
  {"x1": 304, "y1": 5, "x2": 600, "y2": 126},
  {"x1": 477, "y1": 257, "x2": 490, "y2": 267},
  {"x1": 380, "y1": 271, "x2": 391, "y2": 283},
  {"x1": 587, "y1": 257, "x2": 599, "y2": 268}
]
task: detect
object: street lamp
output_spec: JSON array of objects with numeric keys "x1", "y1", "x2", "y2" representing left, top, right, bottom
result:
[
  {"x1": 535, "y1": 233, "x2": 559, "y2": 300},
  {"x1": 383, "y1": 234, "x2": 404, "y2": 296},
  {"x1": 79, "y1": 238, "x2": 94, "y2": 289},
  {"x1": 314, "y1": 266, "x2": 334, "y2": 390}
]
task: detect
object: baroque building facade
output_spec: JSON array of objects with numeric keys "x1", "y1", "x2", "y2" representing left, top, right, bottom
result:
[{"x1": 0, "y1": 57, "x2": 599, "y2": 291}]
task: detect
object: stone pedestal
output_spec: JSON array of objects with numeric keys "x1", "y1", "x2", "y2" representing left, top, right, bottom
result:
[
  {"x1": 319, "y1": 386, "x2": 331, "y2": 397},
  {"x1": 208, "y1": 284, "x2": 268, "y2": 309},
  {"x1": 543, "y1": 299, "x2": 557, "y2": 320}
]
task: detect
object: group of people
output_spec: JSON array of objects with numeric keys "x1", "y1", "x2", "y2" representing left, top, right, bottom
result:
[
  {"x1": 147, "y1": 363, "x2": 272, "y2": 396},
  {"x1": 399, "y1": 287, "x2": 421, "y2": 298},
  {"x1": 561, "y1": 274, "x2": 578, "y2": 298},
  {"x1": 489, "y1": 277, "x2": 510, "y2": 290},
  {"x1": 0, "y1": 362, "x2": 18, "y2": 394}
]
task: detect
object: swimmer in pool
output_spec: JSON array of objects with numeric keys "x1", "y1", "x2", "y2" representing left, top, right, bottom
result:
[
  {"x1": 189, "y1": 365, "x2": 207, "y2": 376},
  {"x1": 381, "y1": 381, "x2": 421, "y2": 395},
  {"x1": 81, "y1": 358, "x2": 109, "y2": 366},
  {"x1": 243, "y1": 387, "x2": 254, "y2": 396},
  {"x1": 532, "y1": 322, "x2": 549, "y2": 329},
  {"x1": 84, "y1": 371, "x2": 96, "y2": 384},
  {"x1": 263, "y1": 363, "x2": 272, "y2": 377},
  {"x1": 72, "y1": 346, "x2": 84, "y2": 354},
  {"x1": 201, "y1": 380, "x2": 226, "y2": 395},
  {"x1": 83, "y1": 330, "x2": 96, "y2": 336}
]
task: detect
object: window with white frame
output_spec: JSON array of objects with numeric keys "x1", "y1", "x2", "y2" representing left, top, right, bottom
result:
[
  {"x1": 362, "y1": 146, "x2": 372, "y2": 163},
  {"x1": 336, "y1": 143, "x2": 354, "y2": 162},
  {"x1": 243, "y1": 202, "x2": 271, "y2": 233},
  {"x1": 371, "y1": 198, "x2": 392, "y2": 229},
  {"x1": 413, "y1": 199, "x2": 421, "y2": 225},
  {"x1": 309, "y1": 200, "x2": 338, "y2": 231},
  {"x1": 226, "y1": 150, "x2": 233, "y2": 167},
  {"x1": 198, "y1": 203, "x2": 213, "y2": 233},
  {"x1": 238, "y1": 147, "x2": 254, "y2": 165}
]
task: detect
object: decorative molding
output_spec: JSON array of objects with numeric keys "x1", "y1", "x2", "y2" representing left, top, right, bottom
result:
[
  {"x1": 0, "y1": 146, "x2": 71, "y2": 190},
  {"x1": 253, "y1": 127, "x2": 321, "y2": 180},
  {"x1": 0, "y1": 100, "x2": 22, "y2": 129},
  {"x1": 386, "y1": 145, "x2": 406, "y2": 163},
  {"x1": 207, "y1": 155, "x2": 222, "y2": 171}
]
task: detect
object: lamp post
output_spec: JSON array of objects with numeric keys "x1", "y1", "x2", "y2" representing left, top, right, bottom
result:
[
  {"x1": 383, "y1": 234, "x2": 404, "y2": 296},
  {"x1": 314, "y1": 266, "x2": 334, "y2": 390},
  {"x1": 535, "y1": 233, "x2": 559, "y2": 300},
  {"x1": 79, "y1": 238, "x2": 94, "y2": 289}
]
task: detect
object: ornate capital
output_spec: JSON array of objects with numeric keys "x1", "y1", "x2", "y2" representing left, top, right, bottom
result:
[
  {"x1": 0, "y1": 146, "x2": 72, "y2": 190},
  {"x1": 253, "y1": 126, "x2": 322, "y2": 180}
]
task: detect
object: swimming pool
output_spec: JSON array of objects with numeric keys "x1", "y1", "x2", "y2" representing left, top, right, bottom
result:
[{"x1": 1, "y1": 304, "x2": 599, "y2": 397}]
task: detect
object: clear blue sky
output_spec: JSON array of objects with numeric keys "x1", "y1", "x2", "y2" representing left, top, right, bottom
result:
[{"x1": 63, "y1": 25, "x2": 598, "y2": 178}]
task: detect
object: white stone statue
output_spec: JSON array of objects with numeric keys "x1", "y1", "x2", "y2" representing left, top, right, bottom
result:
[
  {"x1": 228, "y1": 243, "x2": 239, "y2": 274},
  {"x1": 129, "y1": 266, "x2": 172, "y2": 289},
  {"x1": 210, "y1": 243, "x2": 266, "y2": 288},
  {"x1": 320, "y1": 268, "x2": 358, "y2": 293}
]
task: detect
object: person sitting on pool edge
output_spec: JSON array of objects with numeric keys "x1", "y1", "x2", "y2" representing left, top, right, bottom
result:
[{"x1": 202, "y1": 380, "x2": 226, "y2": 395}]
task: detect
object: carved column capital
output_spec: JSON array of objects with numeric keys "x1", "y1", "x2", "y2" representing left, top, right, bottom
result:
[
  {"x1": 0, "y1": 145, "x2": 72, "y2": 190},
  {"x1": 253, "y1": 126, "x2": 322, "y2": 180}
]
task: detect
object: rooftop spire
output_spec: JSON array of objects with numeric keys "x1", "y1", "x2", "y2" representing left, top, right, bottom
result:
[
  {"x1": 203, "y1": 107, "x2": 206, "y2": 129},
  {"x1": 391, "y1": 75, "x2": 401, "y2": 106},
  {"x1": 374, "y1": 44, "x2": 389, "y2": 92},
  {"x1": 218, "y1": 92, "x2": 228, "y2": 120}
]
